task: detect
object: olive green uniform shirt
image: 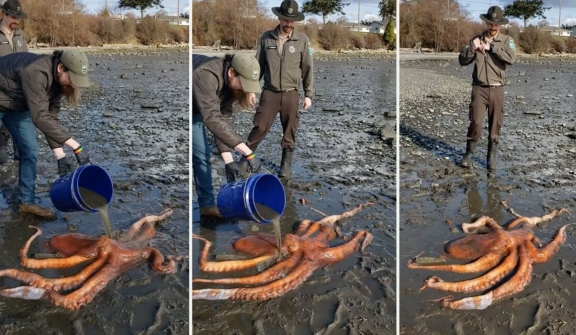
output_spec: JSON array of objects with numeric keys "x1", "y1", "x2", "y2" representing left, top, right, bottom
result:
[
  {"x1": 459, "y1": 31, "x2": 515, "y2": 86},
  {"x1": 0, "y1": 23, "x2": 27, "y2": 57},
  {"x1": 256, "y1": 26, "x2": 314, "y2": 98}
]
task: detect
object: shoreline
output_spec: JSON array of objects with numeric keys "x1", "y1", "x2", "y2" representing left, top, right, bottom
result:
[{"x1": 28, "y1": 43, "x2": 189, "y2": 55}]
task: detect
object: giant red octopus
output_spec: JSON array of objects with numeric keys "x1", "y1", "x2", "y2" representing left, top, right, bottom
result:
[
  {"x1": 407, "y1": 201, "x2": 571, "y2": 310},
  {"x1": 0, "y1": 208, "x2": 180, "y2": 310},
  {"x1": 192, "y1": 202, "x2": 374, "y2": 300}
]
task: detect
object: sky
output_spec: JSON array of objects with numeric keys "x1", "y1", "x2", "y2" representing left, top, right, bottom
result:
[
  {"x1": 78, "y1": 0, "x2": 190, "y2": 16},
  {"x1": 258, "y1": 0, "x2": 384, "y2": 23},
  {"x1": 457, "y1": 0, "x2": 576, "y2": 27}
]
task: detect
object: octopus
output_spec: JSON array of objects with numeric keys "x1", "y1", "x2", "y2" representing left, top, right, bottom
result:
[
  {"x1": 407, "y1": 202, "x2": 570, "y2": 310},
  {"x1": 192, "y1": 202, "x2": 374, "y2": 300},
  {"x1": 0, "y1": 208, "x2": 181, "y2": 310}
]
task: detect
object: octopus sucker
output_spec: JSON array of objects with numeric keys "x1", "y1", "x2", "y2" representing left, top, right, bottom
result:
[{"x1": 192, "y1": 203, "x2": 374, "y2": 300}]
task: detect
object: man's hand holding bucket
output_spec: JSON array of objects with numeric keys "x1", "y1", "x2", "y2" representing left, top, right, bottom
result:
[{"x1": 73, "y1": 145, "x2": 90, "y2": 165}]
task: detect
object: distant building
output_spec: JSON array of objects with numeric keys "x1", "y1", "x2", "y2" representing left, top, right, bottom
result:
[
  {"x1": 369, "y1": 20, "x2": 391, "y2": 34},
  {"x1": 539, "y1": 25, "x2": 571, "y2": 37},
  {"x1": 338, "y1": 21, "x2": 371, "y2": 33},
  {"x1": 570, "y1": 27, "x2": 576, "y2": 37}
]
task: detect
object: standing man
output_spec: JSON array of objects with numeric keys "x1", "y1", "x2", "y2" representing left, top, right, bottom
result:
[
  {"x1": 0, "y1": 0, "x2": 28, "y2": 163},
  {"x1": 458, "y1": 6, "x2": 515, "y2": 171},
  {"x1": 240, "y1": 0, "x2": 314, "y2": 179}
]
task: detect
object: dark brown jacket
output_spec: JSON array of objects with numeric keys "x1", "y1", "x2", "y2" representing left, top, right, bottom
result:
[
  {"x1": 192, "y1": 54, "x2": 242, "y2": 153},
  {"x1": 256, "y1": 26, "x2": 314, "y2": 97},
  {"x1": 459, "y1": 32, "x2": 515, "y2": 86},
  {"x1": 0, "y1": 52, "x2": 70, "y2": 149}
]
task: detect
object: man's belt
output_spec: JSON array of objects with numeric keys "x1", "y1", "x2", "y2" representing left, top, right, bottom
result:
[
  {"x1": 477, "y1": 84, "x2": 503, "y2": 88},
  {"x1": 265, "y1": 88, "x2": 297, "y2": 93}
]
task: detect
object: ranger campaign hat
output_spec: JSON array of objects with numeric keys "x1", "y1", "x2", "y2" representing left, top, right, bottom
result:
[
  {"x1": 230, "y1": 54, "x2": 261, "y2": 93},
  {"x1": 480, "y1": 6, "x2": 509, "y2": 25},
  {"x1": 2, "y1": 0, "x2": 26, "y2": 19},
  {"x1": 60, "y1": 50, "x2": 90, "y2": 88},
  {"x1": 272, "y1": 0, "x2": 305, "y2": 22}
]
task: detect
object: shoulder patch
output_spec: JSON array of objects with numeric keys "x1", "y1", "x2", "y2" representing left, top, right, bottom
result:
[
  {"x1": 509, "y1": 38, "x2": 515, "y2": 49},
  {"x1": 308, "y1": 47, "x2": 313, "y2": 55}
]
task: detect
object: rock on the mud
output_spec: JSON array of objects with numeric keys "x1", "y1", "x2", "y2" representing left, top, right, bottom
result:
[
  {"x1": 414, "y1": 256, "x2": 446, "y2": 265},
  {"x1": 380, "y1": 124, "x2": 396, "y2": 145}
]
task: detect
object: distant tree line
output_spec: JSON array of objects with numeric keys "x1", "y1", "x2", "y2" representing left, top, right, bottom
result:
[
  {"x1": 400, "y1": 0, "x2": 576, "y2": 54},
  {"x1": 18, "y1": 0, "x2": 188, "y2": 47},
  {"x1": 193, "y1": 0, "x2": 395, "y2": 51}
]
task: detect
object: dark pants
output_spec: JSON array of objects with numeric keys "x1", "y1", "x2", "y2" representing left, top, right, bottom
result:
[
  {"x1": 467, "y1": 85, "x2": 504, "y2": 142},
  {"x1": 246, "y1": 89, "x2": 300, "y2": 150}
]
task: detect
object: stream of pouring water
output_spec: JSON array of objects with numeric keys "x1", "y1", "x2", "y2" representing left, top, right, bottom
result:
[
  {"x1": 255, "y1": 203, "x2": 282, "y2": 254},
  {"x1": 79, "y1": 187, "x2": 112, "y2": 238}
]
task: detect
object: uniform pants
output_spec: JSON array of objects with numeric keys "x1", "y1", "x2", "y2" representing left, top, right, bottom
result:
[
  {"x1": 246, "y1": 89, "x2": 300, "y2": 150},
  {"x1": 192, "y1": 113, "x2": 215, "y2": 208},
  {"x1": 467, "y1": 85, "x2": 504, "y2": 142}
]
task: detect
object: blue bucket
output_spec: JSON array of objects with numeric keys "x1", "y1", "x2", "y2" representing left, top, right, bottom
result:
[
  {"x1": 216, "y1": 173, "x2": 286, "y2": 223},
  {"x1": 49, "y1": 164, "x2": 114, "y2": 213}
]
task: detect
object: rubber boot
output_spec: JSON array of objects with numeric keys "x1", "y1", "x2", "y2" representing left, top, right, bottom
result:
[
  {"x1": 278, "y1": 148, "x2": 294, "y2": 178},
  {"x1": 460, "y1": 140, "x2": 476, "y2": 168},
  {"x1": 487, "y1": 140, "x2": 497, "y2": 171}
]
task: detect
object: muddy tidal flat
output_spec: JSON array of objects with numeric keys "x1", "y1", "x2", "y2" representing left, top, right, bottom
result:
[
  {"x1": 0, "y1": 48, "x2": 189, "y2": 334},
  {"x1": 192, "y1": 54, "x2": 397, "y2": 334}
]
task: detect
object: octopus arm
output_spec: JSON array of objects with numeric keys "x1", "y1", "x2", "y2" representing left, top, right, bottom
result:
[
  {"x1": 1, "y1": 266, "x2": 121, "y2": 310},
  {"x1": 295, "y1": 219, "x2": 314, "y2": 235},
  {"x1": 319, "y1": 230, "x2": 373, "y2": 263},
  {"x1": 193, "y1": 234, "x2": 275, "y2": 272},
  {"x1": 524, "y1": 224, "x2": 569, "y2": 264},
  {"x1": 422, "y1": 247, "x2": 518, "y2": 293},
  {"x1": 461, "y1": 216, "x2": 502, "y2": 234},
  {"x1": 407, "y1": 251, "x2": 503, "y2": 273},
  {"x1": 297, "y1": 203, "x2": 374, "y2": 237},
  {"x1": 505, "y1": 208, "x2": 567, "y2": 230},
  {"x1": 20, "y1": 226, "x2": 94, "y2": 269},
  {"x1": 121, "y1": 208, "x2": 173, "y2": 242},
  {"x1": 0, "y1": 256, "x2": 108, "y2": 292},
  {"x1": 192, "y1": 260, "x2": 317, "y2": 300},
  {"x1": 146, "y1": 248, "x2": 180, "y2": 273},
  {"x1": 193, "y1": 252, "x2": 302, "y2": 286},
  {"x1": 441, "y1": 244, "x2": 533, "y2": 310}
]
